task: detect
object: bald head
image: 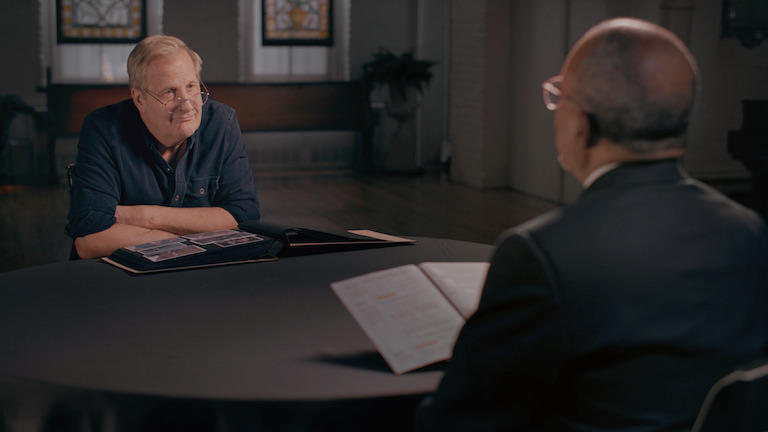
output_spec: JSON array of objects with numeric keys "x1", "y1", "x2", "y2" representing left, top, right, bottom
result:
[{"x1": 563, "y1": 18, "x2": 699, "y2": 153}]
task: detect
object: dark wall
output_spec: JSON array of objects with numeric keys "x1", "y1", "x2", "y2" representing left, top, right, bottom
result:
[
  {"x1": 0, "y1": 1, "x2": 42, "y2": 105},
  {"x1": 349, "y1": 0, "x2": 416, "y2": 79},
  {"x1": 163, "y1": 0, "x2": 240, "y2": 82}
]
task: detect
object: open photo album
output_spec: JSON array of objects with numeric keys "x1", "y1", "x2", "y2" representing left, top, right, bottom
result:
[{"x1": 102, "y1": 221, "x2": 415, "y2": 274}]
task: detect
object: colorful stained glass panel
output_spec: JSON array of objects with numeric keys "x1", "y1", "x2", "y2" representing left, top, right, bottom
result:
[
  {"x1": 262, "y1": 0, "x2": 333, "y2": 46},
  {"x1": 57, "y1": 0, "x2": 146, "y2": 43}
]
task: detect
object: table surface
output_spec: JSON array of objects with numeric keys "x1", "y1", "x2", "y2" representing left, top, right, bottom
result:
[{"x1": 0, "y1": 237, "x2": 492, "y2": 402}]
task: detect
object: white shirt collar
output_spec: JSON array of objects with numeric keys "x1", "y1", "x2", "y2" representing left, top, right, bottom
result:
[{"x1": 582, "y1": 162, "x2": 620, "y2": 188}]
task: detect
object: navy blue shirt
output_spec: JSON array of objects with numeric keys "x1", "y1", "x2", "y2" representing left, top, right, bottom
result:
[{"x1": 66, "y1": 99, "x2": 260, "y2": 238}]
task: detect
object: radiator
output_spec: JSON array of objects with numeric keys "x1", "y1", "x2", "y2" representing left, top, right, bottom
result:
[{"x1": 244, "y1": 131, "x2": 358, "y2": 170}]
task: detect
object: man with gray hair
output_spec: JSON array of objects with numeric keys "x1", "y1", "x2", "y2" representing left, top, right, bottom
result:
[
  {"x1": 416, "y1": 18, "x2": 768, "y2": 431},
  {"x1": 67, "y1": 35, "x2": 260, "y2": 258}
]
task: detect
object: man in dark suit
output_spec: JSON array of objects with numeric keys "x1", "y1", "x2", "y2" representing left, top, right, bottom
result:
[{"x1": 416, "y1": 17, "x2": 768, "y2": 431}]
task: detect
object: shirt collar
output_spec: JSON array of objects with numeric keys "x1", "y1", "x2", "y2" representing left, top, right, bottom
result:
[
  {"x1": 139, "y1": 120, "x2": 199, "y2": 154},
  {"x1": 134, "y1": 105, "x2": 201, "y2": 153},
  {"x1": 582, "y1": 162, "x2": 621, "y2": 189}
]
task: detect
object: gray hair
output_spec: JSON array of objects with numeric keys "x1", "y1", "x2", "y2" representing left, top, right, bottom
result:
[
  {"x1": 573, "y1": 24, "x2": 699, "y2": 152},
  {"x1": 127, "y1": 35, "x2": 203, "y2": 90}
]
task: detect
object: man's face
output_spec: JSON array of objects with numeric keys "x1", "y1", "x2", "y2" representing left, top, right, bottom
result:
[{"x1": 133, "y1": 49, "x2": 203, "y2": 150}]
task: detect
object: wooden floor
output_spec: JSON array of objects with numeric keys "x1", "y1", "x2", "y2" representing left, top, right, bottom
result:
[{"x1": 0, "y1": 170, "x2": 558, "y2": 273}]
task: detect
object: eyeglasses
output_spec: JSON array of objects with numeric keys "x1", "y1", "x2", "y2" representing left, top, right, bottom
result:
[
  {"x1": 144, "y1": 81, "x2": 210, "y2": 114},
  {"x1": 541, "y1": 75, "x2": 589, "y2": 112},
  {"x1": 541, "y1": 75, "x2": 566, "y2": 111}
]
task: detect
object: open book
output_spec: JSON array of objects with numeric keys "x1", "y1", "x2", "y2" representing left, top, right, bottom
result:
[
  {"x1": 102, "y1": 221, "x2": 415, "y2": 274},
  {"x1": 331, "y1": 262, "x2": 490, "y2": 374}
]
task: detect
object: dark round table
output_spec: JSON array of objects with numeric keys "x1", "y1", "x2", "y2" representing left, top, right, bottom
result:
[{"x1": 0, "y1": 237, "x2": 493, "y2": 403}]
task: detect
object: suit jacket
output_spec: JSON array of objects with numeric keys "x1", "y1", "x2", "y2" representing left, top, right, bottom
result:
[{"x1": 416, "y1": 159, "x2": 768, "y2": 431}]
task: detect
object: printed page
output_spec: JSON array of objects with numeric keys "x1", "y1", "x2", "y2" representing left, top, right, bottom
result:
[
  {"x1": 419, "y1": 262, "x2": 490, "y2": 319},
  {"x1": 331, "y1": 265, "x2": 466, "y2": 374}
]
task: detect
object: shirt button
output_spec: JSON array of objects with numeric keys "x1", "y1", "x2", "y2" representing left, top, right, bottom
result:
[
  {"x1": 199, "y1": 187, "x2": 205, "y2": 195},
  {"x1": 174, "y1": 195, "x2": 180, "y2": 201},
  {"x1": 166, "y1": 168, "x2": 172, "y2": 174}
]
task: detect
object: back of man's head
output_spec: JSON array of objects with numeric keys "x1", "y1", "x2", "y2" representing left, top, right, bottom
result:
[{"x1": 565, "y1": 18, "x2": 699, "y2": 153}]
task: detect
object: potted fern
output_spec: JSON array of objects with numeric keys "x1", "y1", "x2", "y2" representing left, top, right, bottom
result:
[{"x1": 362, "y1": 48, "x2": 437, "y2": 125}]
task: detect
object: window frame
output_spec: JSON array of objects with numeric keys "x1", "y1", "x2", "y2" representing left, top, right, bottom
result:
[{"x1": 238, "y1": 0, "x2": 350, "y2": 83}]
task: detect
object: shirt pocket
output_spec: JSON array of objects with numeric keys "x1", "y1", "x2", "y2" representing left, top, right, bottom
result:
[{"x1": 185, "y1": 176, "x2": 220, "y2": 207}]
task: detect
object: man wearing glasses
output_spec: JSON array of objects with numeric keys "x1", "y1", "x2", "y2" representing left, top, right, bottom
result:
[
  {"x1": 67, "y1": 35, "x2": 260, "y2": 258},
  {"x1": 416, "y1": 18, "x2": 768, "y2": 431}
]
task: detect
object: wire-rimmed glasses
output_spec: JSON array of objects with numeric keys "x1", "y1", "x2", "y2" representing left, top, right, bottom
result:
[
  {"x1": 144, "y1": 81, "x2": 210, "y2": 114},
  {"x1": 541, "y1": 75, "x2": 590, "y2": 113},
  {"x1": 542, "y1": 75, "x2": 564, "y2": 111}
]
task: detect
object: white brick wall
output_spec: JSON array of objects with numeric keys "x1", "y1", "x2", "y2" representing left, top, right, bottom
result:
[
  {"x1": 449, "y1": 0, "x2": 510, "y2": 188},
  {"x1": 450, "y1": 0, "x2": 488, "y2": 187}
]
